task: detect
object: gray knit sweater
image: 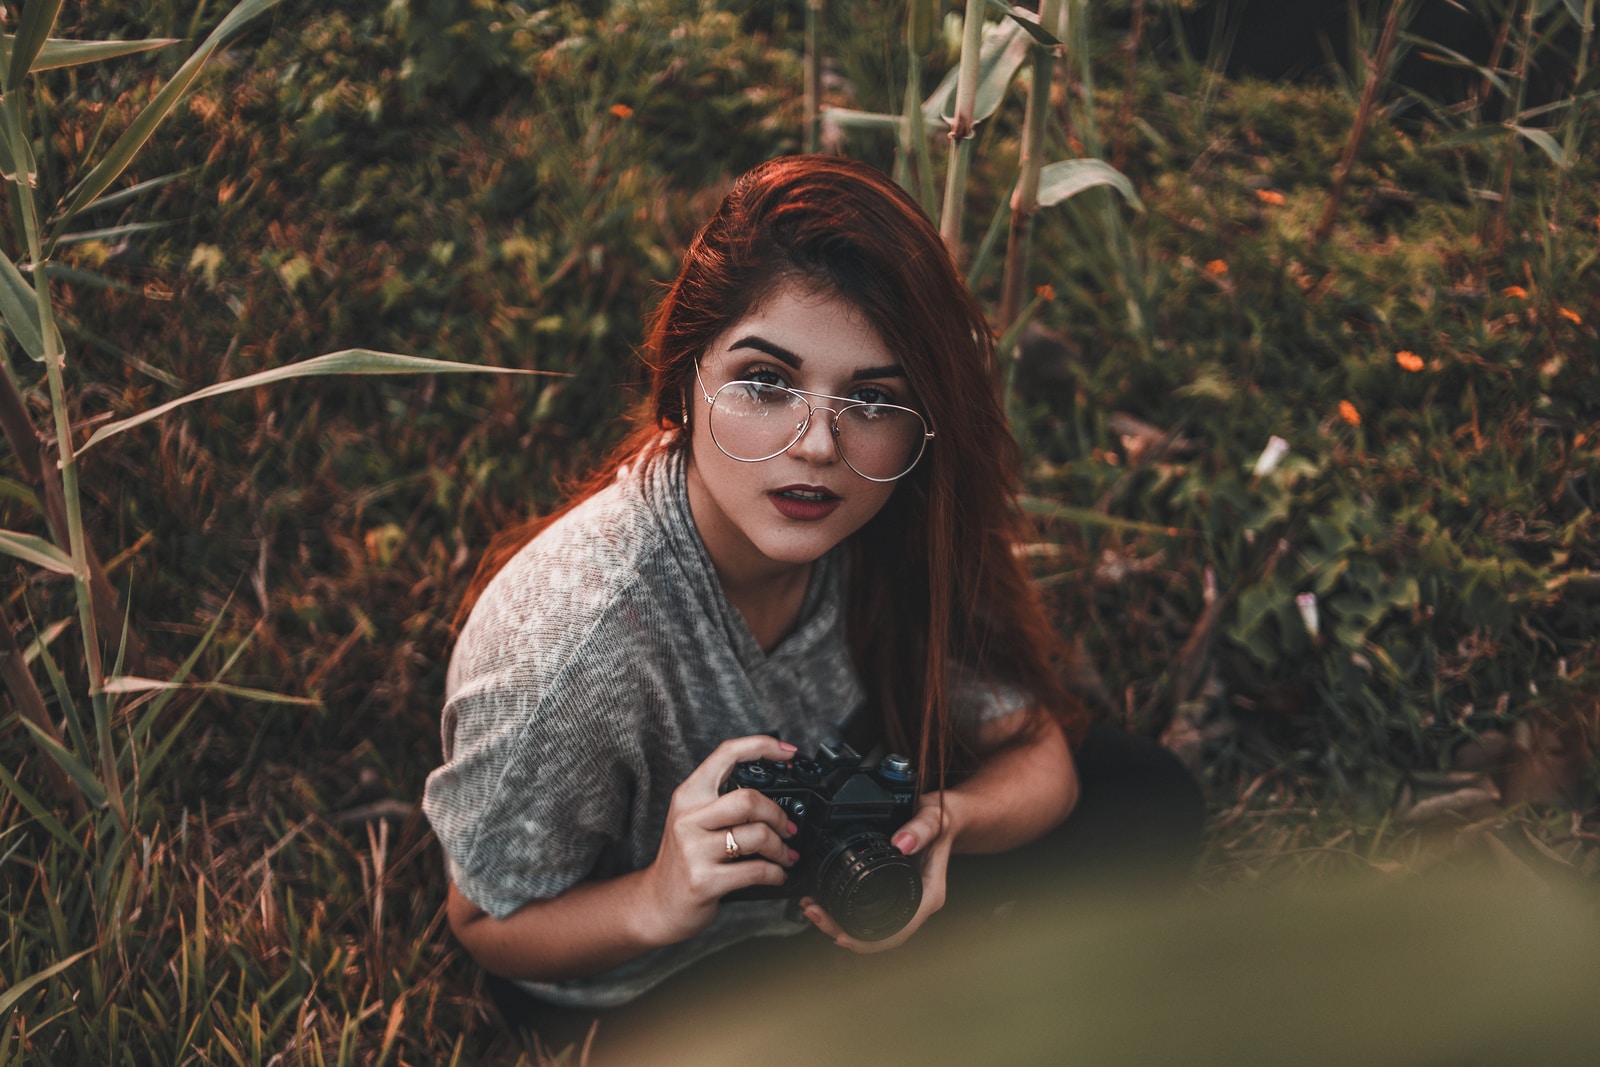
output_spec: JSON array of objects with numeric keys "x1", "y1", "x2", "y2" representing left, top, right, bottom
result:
[
  {"x1": 423, "y1": 447, "x2": 1023, "y2": 1006},
  {"x1": 425, "y1": 447, "x2": 870, "y2": 1011}
]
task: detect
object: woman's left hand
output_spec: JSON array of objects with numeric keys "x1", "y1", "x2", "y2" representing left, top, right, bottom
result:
[{"x1": 798, "y1": 790, "x2": 958, "y2": 954}]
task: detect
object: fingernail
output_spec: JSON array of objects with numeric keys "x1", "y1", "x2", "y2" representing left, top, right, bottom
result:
[
  {"x1": 785, "y1": 820, "x2": 798, "y2": 837},
  {"x1": 788, "y1": 848, "x2": 800, "y2": 864},
  {"x1": 892, "y1": 832, "x2": 915, "y2": 853},
  {"x1": 779, "y1": 741, "x2": 798, "y2": 752}
]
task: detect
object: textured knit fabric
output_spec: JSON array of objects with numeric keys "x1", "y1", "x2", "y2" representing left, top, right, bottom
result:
[
  {"x1": 423, "y1": 446, "x2": 1026, "y2": 1007},
  {"x1": 425, "y1": 447, "x2": 852, "y2": 1006}
]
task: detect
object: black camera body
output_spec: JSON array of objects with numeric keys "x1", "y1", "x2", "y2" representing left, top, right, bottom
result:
[{"x1": 720, "y1": 739, "x2": 922, "y2": 942}]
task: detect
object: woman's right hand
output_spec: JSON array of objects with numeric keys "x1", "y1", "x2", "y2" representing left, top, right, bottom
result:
[{"x1": 637, "y1": 735, "x2": 800, "y2": 946}]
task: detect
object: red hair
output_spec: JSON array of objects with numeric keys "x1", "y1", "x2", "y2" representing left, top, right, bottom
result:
[{"x1": 460, "y1": 155, "x2": 1084, "y2": 782}]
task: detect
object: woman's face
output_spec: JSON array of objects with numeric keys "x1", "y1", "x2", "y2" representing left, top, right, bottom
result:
[{"x1": 684, "y1": 279, "x2": 916, "y2": 586}]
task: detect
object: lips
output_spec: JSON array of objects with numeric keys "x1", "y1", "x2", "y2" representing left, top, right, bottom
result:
[{"x1": 769, "y1": 484, "x2": 842, "y2": 521}]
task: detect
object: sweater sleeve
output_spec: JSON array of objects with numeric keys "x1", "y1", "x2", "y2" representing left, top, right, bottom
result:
[{"x1": 423, "y1": 626, "x2": 655, "y2": 921}]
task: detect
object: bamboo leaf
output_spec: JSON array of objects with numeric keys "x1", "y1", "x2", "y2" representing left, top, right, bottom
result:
[
  {"x1": 820, "y1": 107, "x2": 905, "y2": 132},
  {"x1": 80, "y1": 349, "x2": 559, "y2": 454},
  {"x1": 6, "y1": 0, "x2": 67, "y2": 91},
  {"x1": 1403, "y1": 35, "x2": 1513, "y2": 99},
  {"x1": 18, "y1": 717, "x2": 108, "y2": 808},
  {"x1": 0, "y1": 245, "x2": 46, "y2": 362},
  {"x1": 71, "y1": 171, "x2": 187, "y2": 216},
  {"x1": 0, "y1": 529, "x2": 74, "y2": 574},
  {"x1": 1020, "y1": 496, "x2": 1195, "y2": 537},
  {"x1": 923, "y1": 19, "x2": 1031, "y2": 128},
  {"x1": 100, "y1": 675, "x2": 321, "y2": 706},
  {"x1": 0, "y1": 949, "x2": 92, "y2": 1017},
  {"x1": 52, "y1": 0, "x2": 284, "y2": 240},
  {"x1": 25, "y1": 36, "x2": 179, "y2": 71},
  {"x1": 984, "y1": 0, "x2": 1063, "y2": 46},
  {"x1": 0, "y1": 762, "x2": 86, "y2": 858},
  {"x1": 1511, "y1": 125, "x2": 1568, "y2": 166},
  {"x1": 0, "y1": 478, "x2": 41, "y2": 512},
  {"x1": 39, "y1": 263, "x2": 138, "y2": 294},
  {"x1": 1037, "y1": 159, "x2": 1146, "y2": 212},
  {"x1": 54, "y1": 220, "x2": 173, "y2": 246}
]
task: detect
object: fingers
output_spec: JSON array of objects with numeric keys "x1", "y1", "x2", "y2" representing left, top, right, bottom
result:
[
  {"x1": 722, "y1": 821, "x2": 798, "y2": 869},
  {"x1": 800, "y1": 827, "x2": 956, "y2": 955},
  {"x1": 890, "y1": 805, "x2": 946, "y2": 857},
  {"x1": 678, "y1": 735, "x2": 797, "y2": 801},
  {"x1": 699, "y1": 782, "x2": 794, "y2": 836}
]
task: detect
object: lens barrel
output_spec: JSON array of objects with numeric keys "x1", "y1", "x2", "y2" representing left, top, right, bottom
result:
[{"x1": 814, "y1": 830, "x2": 922, "y2": 941}]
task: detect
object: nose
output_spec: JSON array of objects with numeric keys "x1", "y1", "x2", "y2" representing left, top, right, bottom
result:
[{"x1": 787, "y1": 404, "x2": 842, "y2": 465}]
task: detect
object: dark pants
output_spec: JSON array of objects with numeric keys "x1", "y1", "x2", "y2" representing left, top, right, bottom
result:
[{"x1": 487, "y1": 723, "x2": 1205, "y2": 1057}]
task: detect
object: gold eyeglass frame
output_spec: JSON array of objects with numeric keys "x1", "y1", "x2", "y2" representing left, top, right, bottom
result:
[{"x1": 693, "y1": 360, "x2": 935, "y2": 483}]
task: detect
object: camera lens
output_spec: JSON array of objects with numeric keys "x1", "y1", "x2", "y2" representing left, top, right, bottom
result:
[{"x1": 814, "y1": 830, "x2": 921, "y2": 941}]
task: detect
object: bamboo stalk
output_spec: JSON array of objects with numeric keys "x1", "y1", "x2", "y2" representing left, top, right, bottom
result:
[
  {"x1": 939, "y1": 0, "x2": 989, "y2": 256},
  {"x1": 1310, "y1": 0, "x2": 1406, "y2": 249},
  {"x1": 1550, "y1": 0, "x2": 1596, "y2": 236},
  {"x1": 1493, "y1": 0, "x2": 1536, "y2": 252},
  {"x1": 6, "y1": 82, "x2": 126, "y2": 826},
  {"x1": 999, "y1": 0, "x2": 1066, "y2": 335},
  {"x1": 1112, "y1": 0, "x2": 1145, "y2": 173},
  {"x1": 804, "y1": 0, "x2": 823, "y2": 154}
]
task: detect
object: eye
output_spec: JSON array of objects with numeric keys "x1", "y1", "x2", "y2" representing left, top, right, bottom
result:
[
  {"x1": 740, "y1": 365, "x2": 789, "y2": 387},
  {"x1": 849, "y1": 384, "x2": 898, "y2": 407}
]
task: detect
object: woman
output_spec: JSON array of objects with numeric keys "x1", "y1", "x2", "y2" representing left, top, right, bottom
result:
[{"x1": 423, "y1": 155, "x2": 1200, "y2": 1041}]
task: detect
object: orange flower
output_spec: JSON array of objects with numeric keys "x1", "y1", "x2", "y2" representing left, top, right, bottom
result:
[
  {"x1": 609, "y1": 103, "x2": 634, "y2": 119},
  {"x1": 1394, "y1": 350, "x2": 1424, "y2": 372},
  {"x1": 1035, "y1": 283, "x2": 1057, "y2": 301},
  {"x1": 1338, "y1": 400, "x2": 1361, "y2": 426},
  {"x1": 1558, "y1": 307, "x2": 1583, "y2": 324},
  {"x1": 1255, "y1": 189, "x2": 1286, "y2": 206},
  {"x1": 1205, "y1": 259, "x2": 1229, "y2": 276},
  {"x1": 1502, "y1": 285, "x2": 1529, "y2": 299}
]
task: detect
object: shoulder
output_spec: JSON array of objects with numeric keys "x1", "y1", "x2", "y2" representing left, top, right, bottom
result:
[{"x1": 448, "y1": 452, "x2": 704, "y2": 705}]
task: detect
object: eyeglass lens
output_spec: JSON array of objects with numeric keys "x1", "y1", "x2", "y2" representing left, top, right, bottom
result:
[{"x1": 708, "y1": 382, "x2": 927, "y2": 481}]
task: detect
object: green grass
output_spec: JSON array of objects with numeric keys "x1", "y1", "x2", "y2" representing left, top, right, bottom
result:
[{"x1": 1, "y1": 0, "x2": 1597, "y2": 1061}]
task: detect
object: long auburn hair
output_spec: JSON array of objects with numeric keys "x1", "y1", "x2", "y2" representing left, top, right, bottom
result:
[{"x1": 461, "y1": 155, "x2": 1084, "y2": 784}]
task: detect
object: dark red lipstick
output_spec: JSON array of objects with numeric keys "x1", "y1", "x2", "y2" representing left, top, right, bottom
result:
[{"x1": 769, "y1": 484, "x2": 841, "y2": 521}]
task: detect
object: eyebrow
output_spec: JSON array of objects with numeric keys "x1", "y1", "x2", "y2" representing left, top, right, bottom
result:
[{"x1": 728, "y1": 334, "x2": 906, "y2": 381}]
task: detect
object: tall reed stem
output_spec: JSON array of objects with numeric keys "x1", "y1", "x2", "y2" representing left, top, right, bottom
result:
[
  {"x1": 939, "y1": 0, "x2": 988, "y2": 256},
  {"x1": 1311, "y1": 0, "x2": 1406, "y2": 249},
  {"x1": 999, "y1": 0, "x2": 1067, "y2": 334},
  {"x1": 804, "y1": 0, "x2": 822, "y2": 154},
  {"x1": 1493, "y1": 0, "x2": 1536, "y2": 251},
  {"x1": 6, "y1": 84, "x2": 124, "y2": 825}
]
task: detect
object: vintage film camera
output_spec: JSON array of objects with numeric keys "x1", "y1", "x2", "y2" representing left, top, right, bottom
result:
[{"x1": 720, "y1": 740, "x2": 921, "y2": 941}]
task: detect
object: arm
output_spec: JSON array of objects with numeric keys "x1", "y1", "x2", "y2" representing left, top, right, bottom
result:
[
  {"x1": 447, "y1": 734, "x2": 800, "y2": 983},
  {"x1": 801, "y1": 711, "x2": 1077, "y2": 953}
]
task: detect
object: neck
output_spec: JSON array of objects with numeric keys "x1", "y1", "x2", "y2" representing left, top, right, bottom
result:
[{"x1": 684, "y1": 459, "x2": 815, "y2": 652}]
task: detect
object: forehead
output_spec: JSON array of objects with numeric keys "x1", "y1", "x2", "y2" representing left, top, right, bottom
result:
[{"x1": 704, "y1": 278, "x2": 896, "y2": 373}]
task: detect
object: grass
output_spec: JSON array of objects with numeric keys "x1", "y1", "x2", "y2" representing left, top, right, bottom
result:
[{"x1": 1, "y1": 0, "x2": 1597, "y2": 1062}]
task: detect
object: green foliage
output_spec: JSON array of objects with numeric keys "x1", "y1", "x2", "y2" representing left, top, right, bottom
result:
[
  {"x1": 1013, "y1": 18, "x2": 1599, "y2": 791},
  {"x1": 0, "y1": 0, "x2": 1597, "y2": 1061}
]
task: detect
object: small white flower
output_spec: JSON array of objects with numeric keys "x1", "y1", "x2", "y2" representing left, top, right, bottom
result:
[
  {"x1": 1253, "y1": 435, "x2": 1290, "y2": 478},
  {"x1": 1295, "y1": 592, "x2": 1319, "y2": 639}
]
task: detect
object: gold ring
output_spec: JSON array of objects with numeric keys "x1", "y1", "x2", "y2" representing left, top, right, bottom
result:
[{"x1": 724, "y1": 829, "x2": 742, "y2": 860}]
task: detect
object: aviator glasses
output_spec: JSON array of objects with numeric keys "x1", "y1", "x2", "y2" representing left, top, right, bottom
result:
[{"x1": 695, "y1": 362, "x2": 935, "y2": 482}]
